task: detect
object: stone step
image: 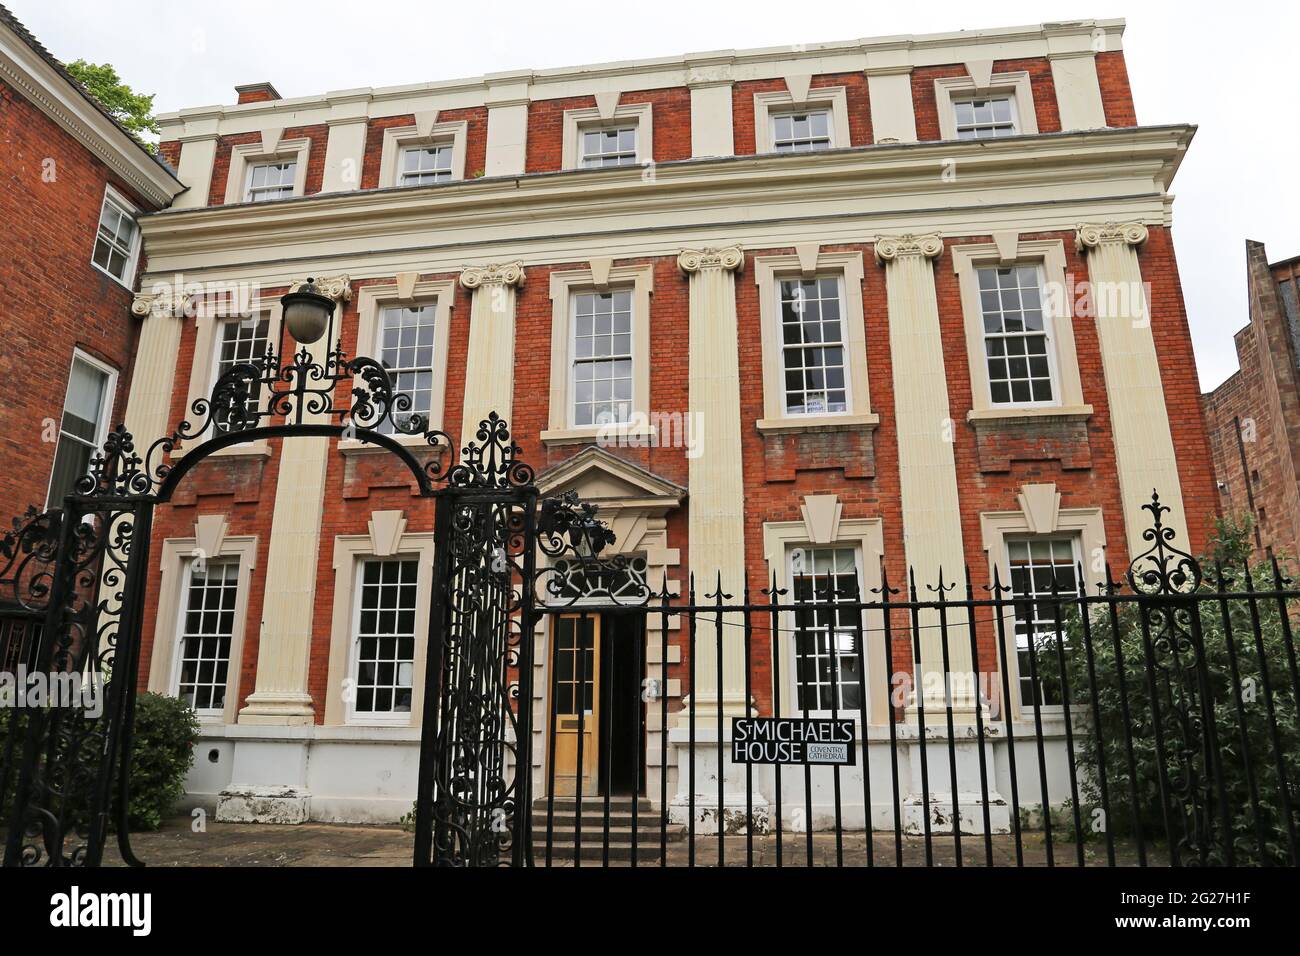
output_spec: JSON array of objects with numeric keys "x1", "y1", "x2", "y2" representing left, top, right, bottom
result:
[
  {"x1": 533, "y1": 822, "x2": 685, "y2": 842},
  {"x1": 531, "y1": 809, "x2": 664, "y2": 828},
  {"x1": 531, "y1": 838, "x2": 680, "y2": 862},
  {"x1": 536, "y1": 796, "x2": 654, "y2": 812}
]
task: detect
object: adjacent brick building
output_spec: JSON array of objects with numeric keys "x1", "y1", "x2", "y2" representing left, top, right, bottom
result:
[
  {"x1": 0, "y1": 4, "x2": 182, "y2": 518},
  {"x1": 1202, "y1": 242, "x2": 1300, "y2": 563},
  {"x1": 108, "y1": 18, "x2": 1218, "y2": 828}
]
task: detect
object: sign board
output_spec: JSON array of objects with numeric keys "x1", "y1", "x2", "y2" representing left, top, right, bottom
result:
[{"x1": 730, "y1": 717, "x2": 856, "y2": 766}]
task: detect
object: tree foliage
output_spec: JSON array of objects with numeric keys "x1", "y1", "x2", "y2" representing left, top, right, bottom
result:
[
  {"x1": 63, "y1": 59, "x2": 159, "y2": 153},
  {"x1": 1035, "y1": 518, "x2": 1300, "y2": 865}
]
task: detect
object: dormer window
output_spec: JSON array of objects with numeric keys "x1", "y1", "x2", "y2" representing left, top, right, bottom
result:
[
  {"x1": 580, "y1": 126, "x2": 638, "y2": 167},
  {"x1": 953, "y1": 96, "x2": 1018, "y2": 139},
  {"x1": 246, "y1": 161, "x2": 297, "y2": 202},
  {"x1": 399, "y1": 144, "x2": 454, "y2": 186},
  {"x1": 771, "y1": 109, "x2": 832, "y2": 152}
]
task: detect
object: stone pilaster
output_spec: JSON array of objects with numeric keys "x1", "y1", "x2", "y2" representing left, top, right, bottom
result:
[
  {"x1": 678, "y1": 245, "x2": 748, "y2": 718},
  {"x1": 459, "y1": 262, "x2": 525, "y2": 439},
  {"x1": 876, "y1": 235, "x2": 973, "y2": 714},
  {"x1": 126, "y1": 289, "x2": 191, "y2": 445},
  {"x1": 238, "y1": 276, "x2": 352, "y2": 726},
  {"x1": 1076, "y1": 222, "x2": 1187, "y2": 555}
]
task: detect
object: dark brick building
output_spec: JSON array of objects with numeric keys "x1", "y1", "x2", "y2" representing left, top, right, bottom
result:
[{"x1": 1203, "y1": 241, "x2": 1300, "y2": 563}]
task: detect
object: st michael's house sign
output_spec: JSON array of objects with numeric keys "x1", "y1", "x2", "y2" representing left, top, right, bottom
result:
[{"x1": 730, "y1": 717, "x2": 856, "y2": 766}]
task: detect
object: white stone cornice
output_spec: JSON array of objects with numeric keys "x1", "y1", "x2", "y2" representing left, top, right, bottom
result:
[
  {"x1": 291, "y1": 274, "x2": 352, "y2": 301},
  {"x1": 677, "y1": 245, "x2": 744, "y2": 274},
  {"x1": 0, "y1": 27, "x2": 182, "y2": 207},
  {"x1": 137, "y1": 126, "x2": 1191, "y2": 285},
  {"x1": 874, "y1": 233, "x2": 943, "y2": 263},
  {"x1": 130, "y1": 289, "x2": 193, "y2": 318},
  {"x1": 459, "y1": 262, "x2": 526, "y2": 289},
  {"x1": 1075, "y1": 221, "x2": 1149, "y2": 252}
]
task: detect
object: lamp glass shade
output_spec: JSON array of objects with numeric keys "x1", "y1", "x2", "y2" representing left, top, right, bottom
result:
[{"x1": 280, "y1": 280, "x2": 333, "y2": 344}]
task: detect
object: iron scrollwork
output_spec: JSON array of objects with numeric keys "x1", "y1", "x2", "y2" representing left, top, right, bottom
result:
[{"x1": 1125, "y1": 491, "x2": 1218, "y2": 865}]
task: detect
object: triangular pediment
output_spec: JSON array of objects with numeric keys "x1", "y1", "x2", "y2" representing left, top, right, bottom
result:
[{"x1": 536, "y1": 446, "x2": 685, "y2": 511}]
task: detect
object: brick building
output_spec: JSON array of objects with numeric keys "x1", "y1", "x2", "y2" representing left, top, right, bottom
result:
[
  {"x1": 0, "y1": 5, "x2": 182, "y2": 519},
  {"x1": 1202, "y1": 242, "x2": 1300, "y2": 563},
  {"x1": 116, "y1": 18, "x2": 1217, "y2": 826}
]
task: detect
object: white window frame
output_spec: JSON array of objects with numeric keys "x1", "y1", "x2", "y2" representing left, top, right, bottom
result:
[
  {"x1": 752, "y1": 250, "x2": 878, "y2": 434},
  {"x1": 753, "y1": 87, "x2": 851, "y2": 154},
  {"x1": 373, "y1": 302, "x2": 441, "y2": 435},
  {"x1": 325, "y1": 515, "x2": 435, "y2": 729},
  {"x1": 934, "y1": 72, "x2": 1037, "y2": 142},
  {"x1": 178, "y1": 293, "x2": 283, "y2": 458},
  {"x1": 223, "y1": 138, "x2": 311, "y2": 204},
  {"x1": 577, "y1": 124, "x2": 640, "y2": 168},
  {"x1": 244, "y1": 159, "x2": 299, "y2": 202},
  {"x1": 785, "y1": 543, "x2": 868, "y2": 718},
  {"x1": 346, "y1": 557, "x2": 421, "y2": 726},
  {"x1": 543, "y1": 263, "x2": 653, "y2": 445},
  {"x1": 344, "y1": 278, "x2": 456, "y2": 451},
  {"x1": 169, "y1": 557, "x2": 241, "y2": 719},
  {"x1": 762, "y1": 506, "x2": 888, "y2": 726},
  {"x1": 1002, "y1": 534, "x2": 1082, "y2": 715},
  {"x1": 569, "y1": 287, "x2": 635, "y2": 428},
  {"x1": 90, "y1": 185, "x2": 141, "y2": 287},
  {"x1": 209, "y1": 314, "x2": 272, "y2": 427},
  {"x1": 147, "y1": 528, "x2": 257, "y2": 726},
  {"x1": 979, "y1": 487, "x2": 1106, "y2": 722},
  {"x1": 953, "y1": 239, "x2": 1090, "y2": 422},
  {"x1": 45, "y1": 349, "x2": 118, "y2": 509},
  {"x1": 561, "y1": 102, "x2": 653, "y2": 171},
  {"x1": 951, "y1": 94, "x2": 1020, "y2": 140},
  {"x1": 378, "y1": 121, "x2": 468, "y2": 188},
  {"x1": 769, "y1": 108, "x2": 834, "y2": 152},
  {"x1": 397, "y1": 143, "x2": 455, "y2": 186},
  {"x1": 974, "y1": 261, "x2": 1060, "y2": 409},
  {"x1": 774, "y1": 273, "x2": 852, "y2": 417}
]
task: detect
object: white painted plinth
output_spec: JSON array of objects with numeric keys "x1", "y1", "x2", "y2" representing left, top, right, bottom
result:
[
  {"x1": 216, "y1": 785, "x2": 310, "y2": 824},
  {"x1": 667, "y1": 727, "x2": 772, "y2": 834},
  {"x1": 897, "y1": 722, "x2": 1010, "y2": 834}
]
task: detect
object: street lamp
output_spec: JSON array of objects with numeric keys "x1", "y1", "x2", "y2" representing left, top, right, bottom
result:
[{"x1": 279, "y1": 277, "x2": 334, "y2": 344}]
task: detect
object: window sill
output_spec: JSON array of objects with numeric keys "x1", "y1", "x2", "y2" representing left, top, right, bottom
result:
[
  {"x1": 338, "y1": 435, "x2": 441, "y2": 455},
  {"x1": 540, "y1": 423, "x2": 657, "y2": 447},
  {"x1": 755, "y1": 412, "x2": 880, "y2": 435},
  {"x1": 173, "y1": 439, "x2": 272, "y2": 459},
  {"x1": 966, "y1": 404, "x2": 1093, "y2": 425}
]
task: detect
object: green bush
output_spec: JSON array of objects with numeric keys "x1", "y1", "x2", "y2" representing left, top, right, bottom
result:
[
  {"x1": 1033, "y1": 517, "x2": 1300, "y2": 865},
  {"x1": 117, "y1": 692, "x2": 199, "y2": 831}
]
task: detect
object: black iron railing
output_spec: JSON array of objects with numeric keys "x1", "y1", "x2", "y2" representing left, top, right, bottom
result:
[{"x1": 520, "y1": 499, "x2": 1300, "y2": 868}]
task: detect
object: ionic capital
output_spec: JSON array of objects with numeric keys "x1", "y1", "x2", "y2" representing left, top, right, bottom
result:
[
  {"x1": 460, "y1": 262, "x2": 526, "y2": 290},
  {"x1": 130, "y1": 288, "x2": 193, "y2": 318},
  {"x1": 874, "y1": 234, "x2": 943, "y2": 264},
  {"x1": 291, "y1": 274, "x2": 352, "y2": 302},
  {"x1": 1075, "y1": 222, "x2": 1149, "y2": 253},
  {"x1": 677, "y1": 245, "x2": 744, "y2": 275}
]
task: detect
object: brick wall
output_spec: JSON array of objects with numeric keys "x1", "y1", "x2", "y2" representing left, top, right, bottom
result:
[
  {"x1": 912, "y1": 57, "x2": 1061, "y2": 142},
  {"x1": 206, "y1": 124, "x2": 328, "y2": 205},
  {"x1": 1095, "y1": 51, "x2": 1137, "y2": 127},
  {"x1": 1202, "y1": 247, "x2": 1300, "y2": 564},
  {"x1": 0, "y1": 77, "x2": 153, "y2": 517},
  {"x1": 731, "y1": 73, "x2": 873, "y2": 155}
]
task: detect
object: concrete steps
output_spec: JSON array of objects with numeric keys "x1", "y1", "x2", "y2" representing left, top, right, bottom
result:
[{"x1": 530, "y1": 797, "x2": 684, "y2": 862}]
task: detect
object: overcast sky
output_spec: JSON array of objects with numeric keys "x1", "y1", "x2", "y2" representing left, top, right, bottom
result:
[{"x1": 11, "y1": 0, "x2": 1297, "y2": 390}]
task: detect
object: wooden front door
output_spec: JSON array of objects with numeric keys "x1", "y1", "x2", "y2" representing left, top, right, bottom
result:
[{"x1": 551, "y1": 614, "x2": 600, "y2": 796}]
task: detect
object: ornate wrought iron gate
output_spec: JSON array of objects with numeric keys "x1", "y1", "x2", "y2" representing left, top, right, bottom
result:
[{"x1": 0, "y1": 290, "x2": 611, "y2": 867}]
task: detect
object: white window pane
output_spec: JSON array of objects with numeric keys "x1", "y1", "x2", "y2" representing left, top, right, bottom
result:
[{"x1": 64, "y1": 359, "x2": 109, "y2": 425}]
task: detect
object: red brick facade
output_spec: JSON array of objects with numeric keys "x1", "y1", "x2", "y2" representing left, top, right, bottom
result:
[
  {"x1": 137, "y1": 39, "x2": 1201, "y2": 740},
  {"x1": 0, "y1": 76, "x2": 163, "y2": 517}
]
